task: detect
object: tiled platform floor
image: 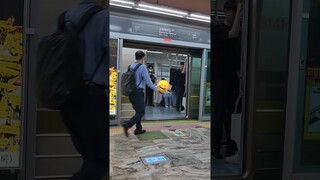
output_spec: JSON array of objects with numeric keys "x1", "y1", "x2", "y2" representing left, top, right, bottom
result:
[{"x1": 110, "y1": 122, "x2": 211, "y2": 179}]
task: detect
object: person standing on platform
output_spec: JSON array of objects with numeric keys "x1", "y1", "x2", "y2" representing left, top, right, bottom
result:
[
  {"x1": 212, "y1": 0, "x2": 243, "y2": 159},
  {"x1": 122, "y1": 51, "x2": 158, "y2": 137}
]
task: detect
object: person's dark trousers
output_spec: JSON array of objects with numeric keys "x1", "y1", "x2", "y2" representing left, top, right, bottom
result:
[
  {"x1": 175, "y1": 85, "x2": 185, "y2": 110},
  {"x1": 61, "y1": 85, "x2": 108, "y2": 180},
  {"x1": 145, "y1": 86, "x2": 154, "y2": 106},
  {"x1": 125, "y1": 89, "x2": 145, "y2": 130},
  {"x1": 212, "y1": 80, "x2": 238, "y2": 153}
]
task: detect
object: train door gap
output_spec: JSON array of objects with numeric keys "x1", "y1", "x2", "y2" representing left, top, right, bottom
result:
[
  {"x1": 121, "y1": 41, "x2": 198, "y2": 121},
  {"x1": 144, "y1": 49, "x2": 188, "y2": 121}
]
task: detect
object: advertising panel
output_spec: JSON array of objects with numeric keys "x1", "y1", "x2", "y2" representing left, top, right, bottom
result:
[
  {"x1": 0, "y1": 1, "x2": 23, "y2": 168},
  {"x1": 109, "y1": 39, "x2": 118, "y2": 116}
]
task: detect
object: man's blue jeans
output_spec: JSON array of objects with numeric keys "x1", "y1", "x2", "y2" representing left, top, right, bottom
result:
[
  {"x1": 126, "y1": 89, "x2": 145, "y2": 130},
  {"x1": 61, "y1": 85, "x2": 108, "y2": 180}
]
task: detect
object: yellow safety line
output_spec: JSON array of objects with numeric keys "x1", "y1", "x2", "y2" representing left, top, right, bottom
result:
[
  {"x1": 110, "y1": 128, "x2": 122, "y2": 134},
  {"x1": 200, "y1": 123, "x2": 211, "y2": 128},
  {"x1": 110, "y1": 122, "x2": 210, "y2": 135},
  {"x1": 141, "y1": 120, "x2": 198, "y2": 125}
]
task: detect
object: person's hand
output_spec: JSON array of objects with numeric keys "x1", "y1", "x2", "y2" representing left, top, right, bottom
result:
[
  {"x1": 154, "y1": 85, "x2": 159, "y2": 92},
  {"x1": 237, "y1": 1, "x2": 243, "y2": 13}
]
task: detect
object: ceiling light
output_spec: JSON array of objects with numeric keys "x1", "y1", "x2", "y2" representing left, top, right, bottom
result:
[
  {"x1": 138, "y1": 4, "x2": 187, "y2": 16},
  {"x1": 186, "y1": 17, "x2": 210, "y2": 23},
  {"x1": 148, "y1": 51, "x2": 164, "y2": 54},
  {"x1": 190, "y1": 14, "x2": 210, "y2": 20},
  {"x1": 135, "y1": 8, "x2": 184, "y2": 18},
  {"x1": 110, "y1": 0, "x2": 134, "y2": 5},
  {"x1": 110, "y1": 3, "x2": 133, "y2": 8}
]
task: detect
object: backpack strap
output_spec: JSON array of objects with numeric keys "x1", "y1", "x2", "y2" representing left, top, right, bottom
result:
[
  {"x1": 58, "y1": 11, "x2": 68, "y2": 30},
  {"x1": 75, "y1": 6, "x2": 104, "y2": 32},
  {"x1": 58, "y1": 5, "x2": 104, "y2": 32},
  {"x1": 132, "y1": 63, "x2": 142, "y2": 72},
  {"x1": 127, "y1": 63, "x2": 142, "y2": 71},
  {"x1": 80, "y1": 6, "x2": 105, "y2": 82},
  {"x1": 129, "y1": 63, "x2": 143, "y2": 87},
  {"x1": 87, "y1": 51, "x2": 105, "y2": 82}
]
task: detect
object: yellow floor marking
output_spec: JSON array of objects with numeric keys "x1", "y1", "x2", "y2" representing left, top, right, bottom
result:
[
  {"x1": 201, "y1": 123, "x2": 211, "y2": 128},
  {"x1": 141, "y1": 120, "x2": 198, "y2": 125},
  {"x1": 110, "y1": 122, "x2": 210, "y2": 135}
]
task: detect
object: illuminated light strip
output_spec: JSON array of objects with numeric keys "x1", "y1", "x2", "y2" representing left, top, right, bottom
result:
[
  {"x1": 141, "y1": 120, "x2": 199, "y2": 125},
  {"x1": 138, "y1": 4, "x2": 187, "y2": 16},
  {"x1": 111, "y1": 1, "x2": 210, "y2": 23},
  {"x1": 110, "y1": 0, "x2": 134, "y2": 5},
  {"x1": 135, "y1": 8, "x2": 184, "y2": 18},
  {"x1": 148, "y1": 51, "x2": 164, "y2": 54},
  {"x1": 110, "y1": 3, "x2": 133, "y2": 9},
  {"x1": 190, "y1": 14, "x2": 210, "y2": 20},
  {"x1": 186, "y1": 17, "x2": 210, "y2": 23}
]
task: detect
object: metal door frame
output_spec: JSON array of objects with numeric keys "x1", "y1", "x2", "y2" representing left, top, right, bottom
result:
[
  {"x1": 144, "y1": 49, "x2": 190, "y2": 119},
  {"x1": 111, "y1": 32, "x2": 210, "y2": 123},
  {"x1": 120, "y1": 41, "x2": 197, "y2": 121}
]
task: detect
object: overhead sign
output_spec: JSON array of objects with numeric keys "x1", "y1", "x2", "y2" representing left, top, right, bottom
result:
[{"x1": 110, "y1": 15, "x2": 210, "y2": 44}]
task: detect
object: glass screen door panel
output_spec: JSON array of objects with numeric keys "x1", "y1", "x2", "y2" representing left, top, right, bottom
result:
[
  {"x1": 294, "y1": 0, "x2": 320, "y2": 173},
  {"x1": 199, "y1": 49, "x2": 211, "y2": 121},
  {"x1": 284, "y1": 0, "x2": 320, "y2": 179},
  {"x1": 189, "y1": 56, "x2": 201, "y2": 119}
]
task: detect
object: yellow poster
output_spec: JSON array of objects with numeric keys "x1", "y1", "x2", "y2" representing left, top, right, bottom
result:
[
  {"x1": 109, "y1": 67, "x2": 117, "y2": 115},
  {"x1": 0, "y1": 16, "x2": 22, "y2": 167}
]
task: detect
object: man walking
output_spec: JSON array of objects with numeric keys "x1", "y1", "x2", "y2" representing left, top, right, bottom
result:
[
  {"x1": 122, "y1": 51, "x2": 158, "y2": 136},
  {"x1": 59, "y1": 0, "x2": 109, "y2": 179}
]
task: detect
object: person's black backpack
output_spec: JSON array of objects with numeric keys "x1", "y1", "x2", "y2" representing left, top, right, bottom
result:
[
  {"x1": 121, "y1": 63, "x2": 142, "y2": 96},
  {"x1": 36, "y1": 6, "x2": 103, "y2": 109}
]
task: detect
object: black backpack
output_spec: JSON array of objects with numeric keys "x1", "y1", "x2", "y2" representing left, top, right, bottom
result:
[
  {"x1": 36, "y1": 6, "x2": 103, "y2": 109},
  {"x1": 121, "y1": 63, "x2": 142, "y2": 96}
]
